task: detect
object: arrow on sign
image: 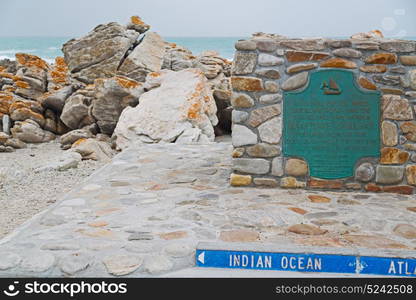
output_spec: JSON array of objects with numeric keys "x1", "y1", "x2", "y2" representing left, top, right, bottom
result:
[{"x1": 198, "y1": 252, "x2": 205, "y2": 264}]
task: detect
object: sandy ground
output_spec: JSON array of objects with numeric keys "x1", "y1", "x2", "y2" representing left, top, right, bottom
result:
[{"x1": 0, "y1": 140, "x2": 109, "y2": 239}]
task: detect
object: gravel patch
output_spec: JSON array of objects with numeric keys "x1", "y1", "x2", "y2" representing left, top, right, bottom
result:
[{"x1": 0, "y1": 140, "x2": 111, "y2": 239}]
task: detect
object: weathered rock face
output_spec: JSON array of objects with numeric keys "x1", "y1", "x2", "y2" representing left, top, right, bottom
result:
[
  {"x1": 14, "y1": 53, "x2": 49, "y2": 100},
  {"x1": 60, "y1": 85, "x2": 95, "y2": 129},
  {"x1": 0, "y1": 92, "x2": 14, "y2": 118},
  {"x1": 126, "y1": 16, "x2": 150, "y2": 34},
  {"x1": 118, "y1": 32, "x2": 166, "y2": 82},
  {"x1": 162, "y1": 43, "x2": 195, "y2": 71},
  {"x1": 60, "y1": 129, "x2": 93, "y2": 146},
  {"x1": 9, "y1": 99, "x2": 45, "y2": 127},
  {"x1": 71, "y1": 138, "x2": 113, "y2": 161},
  {"x1": 62, "y1": 22, "x2": 139, "y2": 84},
  {"x1": 193, "y1": 51, "x2": 229, "y2": 80},
  {"x1": 114, "y1": 69, "x2": 218, "y2": 149},
  {"x1": 0, "y1": 58, "x2": 17, "y2": 74},
  {"x1": 40, "y1": 85, "x2": 74, "y2": 113},
  {"x1": 10, "y1": 119, "x2": 55, "y2": 143},
  {"x1": 47, "y1": 57, "x2": 71, "y2": 91},
  {"x1": 92, "y1": 76, "x2": 144, "y2": 135}
]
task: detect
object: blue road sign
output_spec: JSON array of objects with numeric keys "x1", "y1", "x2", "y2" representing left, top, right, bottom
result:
[
  {"x1": 195, "y1": 249, "x2": 416, "y2": 277},
  {"x1": 360, "y1": 256, "x2": 416, "y2": 277}
]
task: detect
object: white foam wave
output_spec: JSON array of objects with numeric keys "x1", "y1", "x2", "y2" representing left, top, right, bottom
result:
[
  {"x1": 44, "y1": 58, "x2": 55, "y2": 64},
  {"x1": 0, "y1": 55, "x2": 55, "y2": 64},
  {"x1": 47, "y1": 46, "x2": 59, "y2": 50},
  {"x1": 0, "y1": 55, "x2": 15, "y2": 61},
  {"x1": 0, "y1": 49, "x2": 36, "y2": 54}
]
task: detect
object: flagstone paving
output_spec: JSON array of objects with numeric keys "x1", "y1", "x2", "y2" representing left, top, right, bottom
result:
[{"x1": 0, "y1": 141, "x2": 415, "y2": 277}]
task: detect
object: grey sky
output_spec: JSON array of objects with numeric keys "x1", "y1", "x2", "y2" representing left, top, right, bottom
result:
[{"x1": 0, "y1": 0, "x2": 414, "y2": 38}]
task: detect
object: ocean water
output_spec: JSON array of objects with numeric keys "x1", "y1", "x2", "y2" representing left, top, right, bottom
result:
[
  {"x1": 0, "y1": 36, "x2": 244, "y2": 63},
  {"x1": 0, "y1": 36, "x2": 415, "y2": 64}
]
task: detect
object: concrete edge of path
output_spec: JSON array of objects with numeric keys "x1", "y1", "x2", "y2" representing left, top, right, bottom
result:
[{"x1": 161, "y1": 267, "x2": 391, "y2": 278}]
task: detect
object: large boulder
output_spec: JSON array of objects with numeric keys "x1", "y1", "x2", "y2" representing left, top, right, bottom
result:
[
  {"x1": 118, "y1": 32, "x2": 165, "y2": 82},
  {"x1": 14, "y1": 53, "x2": 49, "y2": 100},
  {"x1": 62, "y1": 22, "x2": 139, "y2": 84},
  {"x1": 40, "y1": 85, "x2": 74, "y2": 112},
  {"x1": 114, "y1": 69, "x2": 218, "y2": 150},
  {"x1": 34, "y1": 151, "x2": 82, "y2": 172},
  {"x1": 11, "y1": 119, "x2": 55, "y2": 143},
  {"x1": 92, "y1": 76, "x2": 144, "y2": 135},
  {"x1": 71, "y1": 138, "x2": 113, "y2": 161},
  {"x1": 60, "y1": 85, "x2": 95, "y2": 129},
  {"x1": 60, "y1": 129, "x2": 93, "y2": 146},
  {"x1": 9, "y1": 98, "x2": 45, "y2": 127}
]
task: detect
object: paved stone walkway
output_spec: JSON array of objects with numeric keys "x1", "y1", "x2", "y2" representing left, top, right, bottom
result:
[{"x1": 0, "y1": 141, "x2": 415, "y2": 277}]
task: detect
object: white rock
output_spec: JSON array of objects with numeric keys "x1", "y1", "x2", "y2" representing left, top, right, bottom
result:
[
  {"x1": 232, "y1": 125, "x2": 257, "y2": 147},
  {"x1": 175, "y1": 128, "x2": 202, "y2": 144},
  {"x1": 59, "y1": 253, "x2": 91, "y2": 275},
  {"x1": 71, "y1": 138, "x2": 113, "y2": 161},
  {"x1": 2, "y1": 115, "x2": 10, "y2": 135},
  {"x1": 271, "y1": 157, "x2": 284, "y2": 176},
  {"x1": 103, "y1": 255, "x2": 143, "y2": 276},
  {"x1": 258, "y1": 54, "x2": 284, "y2": 67},
  {"x1": 34, "y1": 151, "x2": 82, "y2": 172},
  {"x1": 11, "y1": 120, "x2": 55, "y2": 143},
  {"x1": 143, "y1": 255, "x2": 173, "y2": 275},
  {"x1": 258, "y1": 117, "x2": 282, "y2": 144},
  {"x1": 21, "y1": 252, "x2": 55, "y2": 273},
  {"x1": 61, "y1": 198, "x2": 86, "y2": 206},
  {"x1": 118, "y1": 32, "x2": 166, "y2": 82},
  {"x1": 41, "y1": 243, "x2": 81, "y2": 251},
  {"x1": 0, "y1": 252, "x2": 21, "y2": 270},
  {"x1": 164, "y1": 243, "x2": 194, "y2": 258},
  {"x1": 114, "y1": 69, "x2": 218, "y2": 150}
]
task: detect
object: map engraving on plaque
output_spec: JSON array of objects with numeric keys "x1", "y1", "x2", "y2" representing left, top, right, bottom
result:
[{"x1": 283, "y1": 69, "x2": 380, "y2": 179}]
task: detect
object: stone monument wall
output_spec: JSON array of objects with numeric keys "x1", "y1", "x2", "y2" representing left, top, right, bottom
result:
[{"x1": 230, "y1": 35, "x2": 416, "y2": 194}]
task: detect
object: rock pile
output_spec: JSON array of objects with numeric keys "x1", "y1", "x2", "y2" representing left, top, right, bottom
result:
[{"x1": 0, "y1": 16, "x2": 233, "y2": 157}]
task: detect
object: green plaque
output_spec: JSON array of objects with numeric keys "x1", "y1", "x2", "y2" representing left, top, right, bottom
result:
[{"x1": 283, "y1": 69, "x2": 380, "y2": 179}]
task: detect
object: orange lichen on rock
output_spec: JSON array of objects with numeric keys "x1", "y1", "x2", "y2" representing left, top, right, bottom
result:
[
  {"x1": 148, "y1": 72, "x2": 161, "y2": 78},
  {"x1": 9, "y1": 101, "x2": 29, "y2": 111},
  {"x1": 15, "y1": 80, "x2": 30, "y2": 89},
  {"x1": 115, "y1": 76, "x2": 140, "y2": 89},
  {"x1": 320, "y1": 58, "x2": 357, "y2": 69},
  {"x1": 380, "y1": 147, "x2": 409, "y2": 164},
  {"x1": 358, "y1": 77, "x2": 377, "y2": 90},
  {"x1": 72, "y1": 138, "x2": 87, "y2": 147},
  {"x1": 365, "y1": 53, "x2": 398, "y2": 64},
  {"x1": 187, "y1": 102, "x2": 202, "y2": 119},
  {"x1": 15, "y1": 53, "x2": 49, "y2": 70},
  {"x1": 0, "y1": 92, "x2": 14, "y2": 115},
  {"x1": 231, "y1": 76, "x2": 263, "y2": 91},
  {"x1": 0, "y1": 72, "x2": 17, "y2": 80},
  {"x1": 131, "y1": 15, "x2": 146, "y2": 25},
  {"x1": 49, "y1": 56, "x2": 69, "y2": 85}
]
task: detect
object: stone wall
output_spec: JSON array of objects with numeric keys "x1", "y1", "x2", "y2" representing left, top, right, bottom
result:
[{"x1": 230, "y1": 35, "x2": 416, "y2": 194}]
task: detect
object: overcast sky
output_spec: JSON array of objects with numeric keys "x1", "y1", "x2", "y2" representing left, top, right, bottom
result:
[{"x1": 0, "y1": 0, "x2": 414, "y2": 38}]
